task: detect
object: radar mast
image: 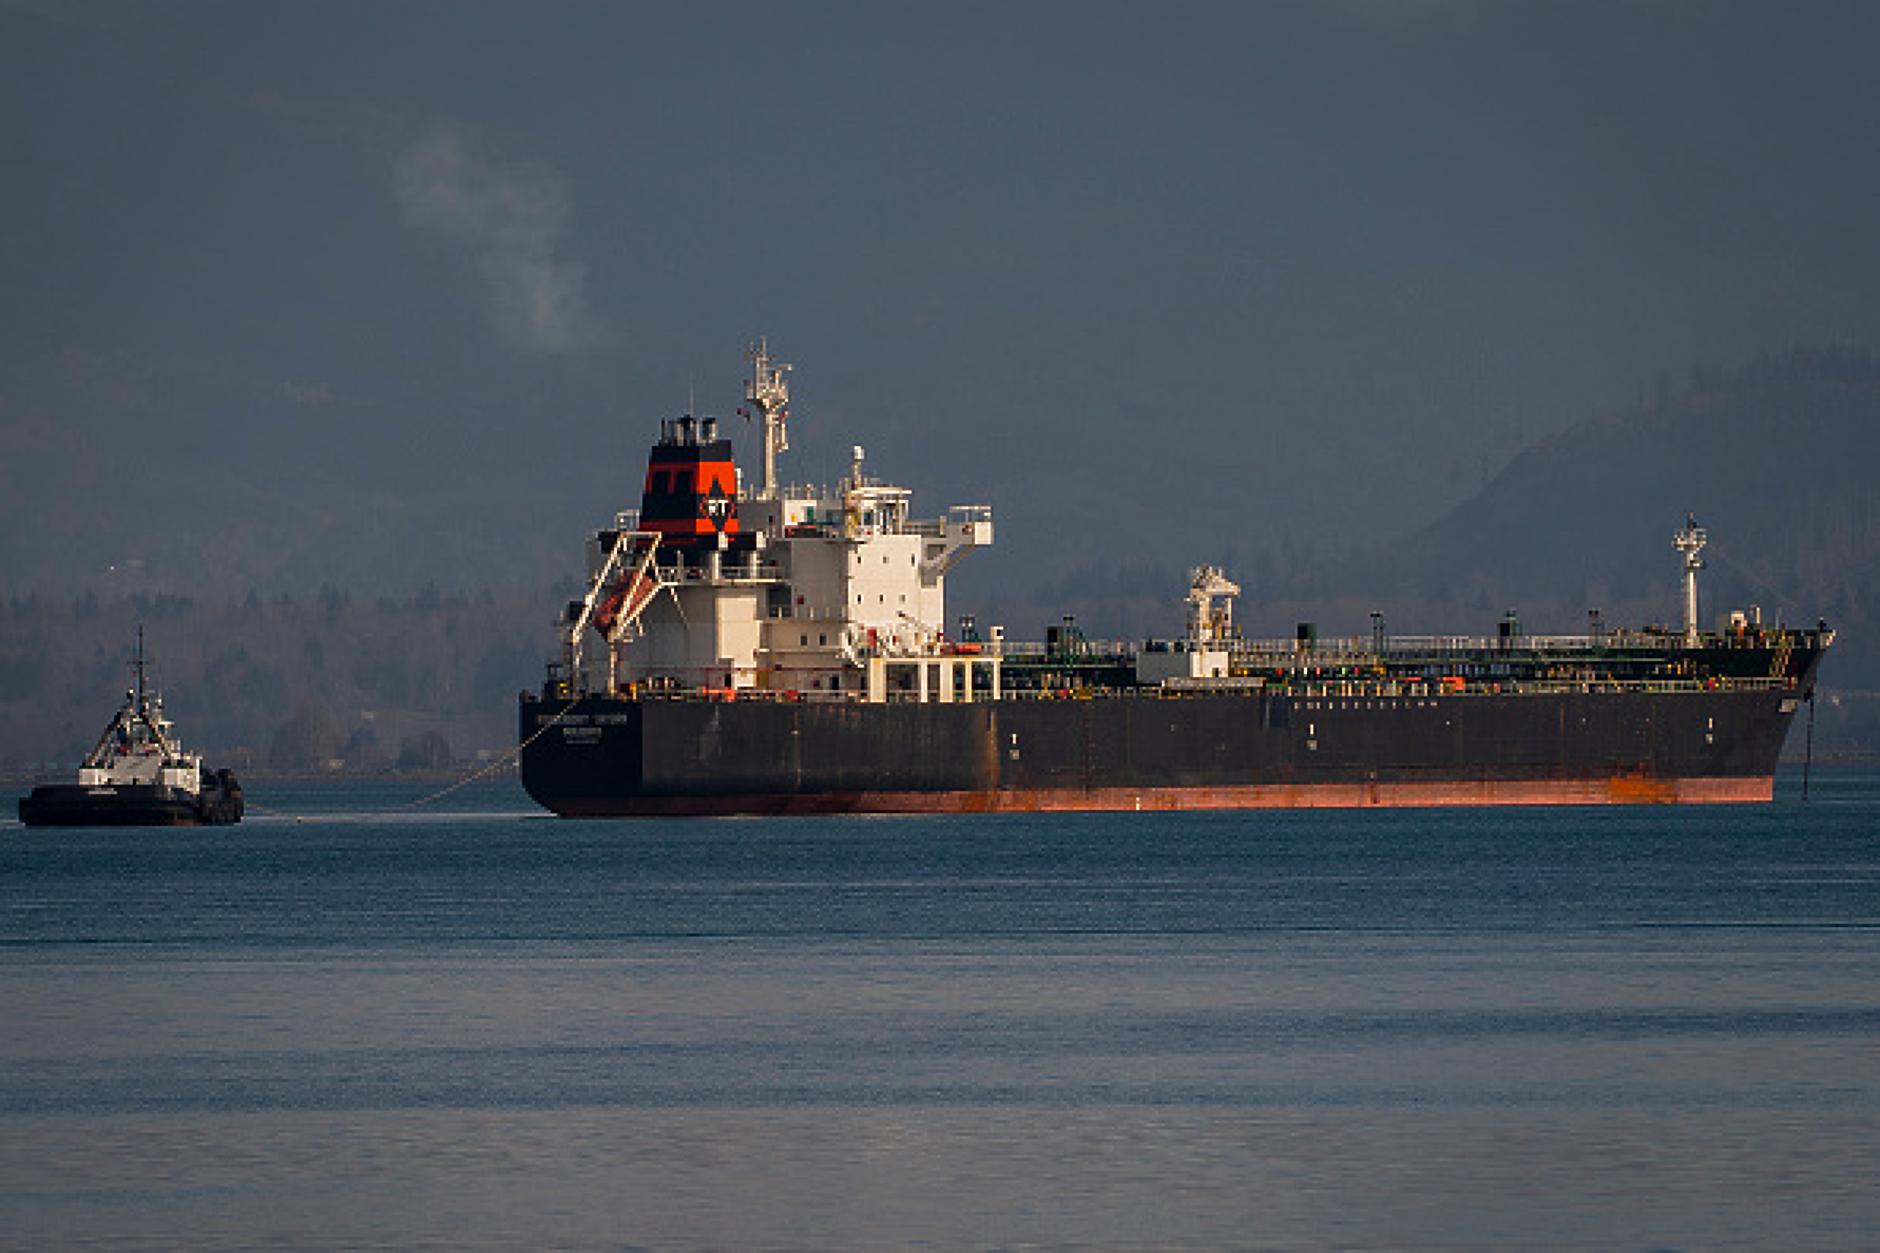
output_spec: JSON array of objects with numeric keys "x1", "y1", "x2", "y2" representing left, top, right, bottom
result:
[{"x1": 742, "y1": 338, "x2": 792, "y2": 500}]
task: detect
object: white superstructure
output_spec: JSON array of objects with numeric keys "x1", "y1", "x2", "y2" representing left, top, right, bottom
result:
[
  {"x1": 77, "y1": 629, "x2": 211, "y2": 794},
  {"x1": 564, "y1": 342, "x2": 997, "y2": 703}
]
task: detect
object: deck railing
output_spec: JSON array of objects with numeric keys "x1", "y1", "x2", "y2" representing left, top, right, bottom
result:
[{"x1": 578, "y1": 672, "x2": 1796, "y2": 706}]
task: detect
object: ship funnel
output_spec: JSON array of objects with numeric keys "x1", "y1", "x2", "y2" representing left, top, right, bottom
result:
[{"x1": 640, "y1": 412, "x2": 740, "y2": 544}]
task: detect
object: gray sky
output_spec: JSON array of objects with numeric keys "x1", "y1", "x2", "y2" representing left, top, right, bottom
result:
[{"x1": 5, "y1": 0, "x2": 1877, "y2": 597}]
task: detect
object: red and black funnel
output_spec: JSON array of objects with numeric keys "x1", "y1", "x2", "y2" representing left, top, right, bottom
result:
[{"x1": 639, "y1": 415, "x2": 739, "y2": 545}]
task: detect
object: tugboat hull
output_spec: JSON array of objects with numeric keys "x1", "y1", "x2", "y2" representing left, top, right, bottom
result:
[
  {"x1": 18, "y1": 772, "x2": 244, "y2": 827},
  {"x1": 16, "y1": 630, "x2": 244, "y2": 828}
]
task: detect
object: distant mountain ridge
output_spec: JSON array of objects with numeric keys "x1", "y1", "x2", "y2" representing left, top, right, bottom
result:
[
  {"x1": 1009, "y1": 347, "x2": 1880, "y2": 752},
  {"x1": 1007, "y1": 346, "x2": 1878, "y2": 648},
  {"x1": 1372, "y1": 348, "x2": 1877, "y2": 654}
]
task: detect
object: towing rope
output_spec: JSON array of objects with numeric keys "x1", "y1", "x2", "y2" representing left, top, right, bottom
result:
[{"x1": 245, "y1": 699, "x2": 582, "y2": 824}]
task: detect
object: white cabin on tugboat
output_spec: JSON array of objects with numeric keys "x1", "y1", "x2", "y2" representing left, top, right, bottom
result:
[{"x1": 561, "y1": 339, "x2": 998, "y2": 705}]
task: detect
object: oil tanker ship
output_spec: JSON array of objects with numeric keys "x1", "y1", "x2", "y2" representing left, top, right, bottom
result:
[{"x1": 519, "y1": 341, "x2": 1831, "y2": 816}]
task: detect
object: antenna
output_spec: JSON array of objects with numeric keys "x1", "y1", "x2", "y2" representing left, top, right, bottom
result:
[
  {"x1": 1674, "y1": 513, "x2": 1707, "y2": 645},
  {"x1": 132, "y1": 624, "x2": 148, "y2": 710}
]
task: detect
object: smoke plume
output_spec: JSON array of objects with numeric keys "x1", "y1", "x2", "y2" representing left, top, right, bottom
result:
[{"x1": 392, "y1": 119, "x2": 596, "y2": 356}]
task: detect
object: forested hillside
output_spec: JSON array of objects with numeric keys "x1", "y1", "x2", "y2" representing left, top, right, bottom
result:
[
  {"x1": 0, "y1": 587, "x2": 548, "y2": 774},
  {"x1": 6, "y1": 348, "x2": 1877, "y2": 773}
]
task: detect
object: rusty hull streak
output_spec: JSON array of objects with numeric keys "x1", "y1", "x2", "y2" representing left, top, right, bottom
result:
[{"x1": 543, "y1": 774, "x2": 1773, "y2": 817}]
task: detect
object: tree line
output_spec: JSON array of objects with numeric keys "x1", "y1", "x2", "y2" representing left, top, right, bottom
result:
[{"x1": 0, "y1": 587, "x2": 557, "y2": 773}]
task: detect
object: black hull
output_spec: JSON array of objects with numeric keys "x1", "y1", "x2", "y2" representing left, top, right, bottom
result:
[
  {"x1": 519, "y1": 686, "x2": 1810, "y2": 816},
  {"x1": 18, "y1": 776, "x2": 244, "y2": 827}
]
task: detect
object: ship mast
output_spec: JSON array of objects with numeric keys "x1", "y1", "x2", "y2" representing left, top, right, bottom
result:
[
  {"x1": 743, "y1": 337, "x2": 792, "y2": 500},
  {"x1": 1674, "y1": 514, "x2": 1707, "y2": 645},
  {"x1": 132, "y1": 624, "x2": 148, "y2": 712}
]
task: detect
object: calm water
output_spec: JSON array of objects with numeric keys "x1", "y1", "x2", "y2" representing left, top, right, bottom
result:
[{"x1": 3, "y1": 771, "x2": 1878, "y2": 1249}]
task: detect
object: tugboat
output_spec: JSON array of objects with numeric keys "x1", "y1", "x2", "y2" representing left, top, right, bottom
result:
[{"x1": 17, "y1": 630, "x2": 243, "y2": 827}]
